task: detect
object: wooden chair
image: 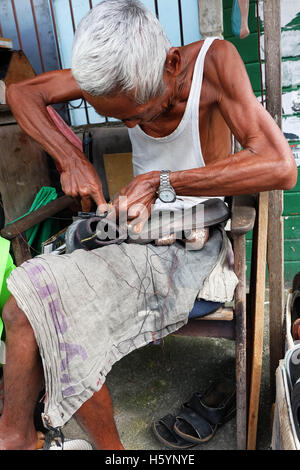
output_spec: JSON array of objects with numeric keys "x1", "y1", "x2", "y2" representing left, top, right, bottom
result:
[
  {"x1": 0, "y1": 124, "x2": 257, "y2": 450},
  {"x1": 68, "y1": 127, "x2": 258, "y2": 450},
  {"x1": 175, "y1": 193, "x2": 257, "y2": 450}
]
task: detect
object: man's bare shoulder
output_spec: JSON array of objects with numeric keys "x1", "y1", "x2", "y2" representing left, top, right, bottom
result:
[
  {"x1": 205, "y1": 39, "x2": 242, "y2": 77},
  {"x1": 203, "y1": 39, "x2": 253, "y2": 101},
  {"x1": 207, "y1": 38, "x2": 237, "y2": 57}
]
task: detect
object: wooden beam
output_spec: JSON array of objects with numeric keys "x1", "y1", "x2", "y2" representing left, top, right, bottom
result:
[
  {"x1": 1, "y1": 196, "x2": 74, "y2": 240},
  {"x1": 11, "y1": 232, "x2": 32, "y2": 266},
  {"x1": 263, "y1": 0, "x2": 284, "y2": 402},
  {"x1": 174, "y1": 319, "x2": 235, "y2": 340},
  {"x1": 247, "y1": 191, "x2": 269, "y2": 449},
  {"x1": 197, "y1": 307, "x2": 233, "y2": 321},
  {"x1": 233, "y1": 232, "x2": 247, "y2": 450}
]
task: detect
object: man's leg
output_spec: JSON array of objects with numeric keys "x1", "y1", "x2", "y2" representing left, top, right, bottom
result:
[
  {"x1": 75, "y1": 386, "x2": 124, "y2": 450},
  {"x1": 0, "y1": 295, "x2": 124, "y2": 450},
  {"x1": 0, "y1": 295, "x2": 43, "y2": 449}
]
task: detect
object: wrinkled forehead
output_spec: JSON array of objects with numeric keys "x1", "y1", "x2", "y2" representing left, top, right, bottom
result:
[
  {"x1": 82, "y1": 90, "x2": 162, "y2": 119},
  {"x1": 82, "y1": 90, "x2": 136, "y2": 114}
]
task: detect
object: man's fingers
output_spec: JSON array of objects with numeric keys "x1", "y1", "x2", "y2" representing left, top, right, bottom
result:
[
  {"x1": 128, "y1": 203, "x2": 150, "y2": 234},
  {"x1": 81, "y1": 196, "x2": 93, "y2": 212},
  {"x1": 81, "y1": 196, "x2": 109, "y2": 214},
  {"x1": 85, "y1": 186, "x2": 108, "y2": 214},
  {"x1": 96, "y1": 202, "x2": 110, "y2": 215}
]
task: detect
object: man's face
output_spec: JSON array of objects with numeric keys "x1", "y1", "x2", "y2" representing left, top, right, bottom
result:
[{"x1": 82, "y1": 78, "x2": 175, "y2": 128}]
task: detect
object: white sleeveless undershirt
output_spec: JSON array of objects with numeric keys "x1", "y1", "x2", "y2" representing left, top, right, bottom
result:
[{"x1": 128, "y1": 37, "x2": 221, "y2": 211}]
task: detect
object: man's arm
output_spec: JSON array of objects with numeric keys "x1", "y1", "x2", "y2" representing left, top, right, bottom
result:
[
  {"x1": 169, "y1": 40, "x2": 297, "y2": 196},
  {"x1": 6, "y1": 69, "x2": 107, "y2": 209},
  {"x1": 112, "y1": 40, "x2": 297, "y2": 229}
]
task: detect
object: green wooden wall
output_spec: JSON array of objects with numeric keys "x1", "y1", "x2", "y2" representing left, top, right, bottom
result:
[{"x1": 223, "y1": 0, "x2": 300, "y2": 282}]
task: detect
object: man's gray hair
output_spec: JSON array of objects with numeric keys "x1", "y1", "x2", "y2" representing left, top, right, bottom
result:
[{"x1": 72, "y1": 0, "x2": 171, "y2": 104}]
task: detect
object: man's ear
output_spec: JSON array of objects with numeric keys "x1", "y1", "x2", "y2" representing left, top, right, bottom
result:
[{"x1": 164, "y1": 48, "x2": 181, "y2": 77}]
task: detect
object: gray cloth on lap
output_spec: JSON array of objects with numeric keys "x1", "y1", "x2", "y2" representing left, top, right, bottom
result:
[{"x1": 7, "y1": 227, "x2": 224, "y2": 429}]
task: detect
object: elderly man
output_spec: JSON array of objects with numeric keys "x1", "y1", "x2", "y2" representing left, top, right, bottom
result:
[{"x1": 0, "y1": 0, "x2": 296, "y2": 450}]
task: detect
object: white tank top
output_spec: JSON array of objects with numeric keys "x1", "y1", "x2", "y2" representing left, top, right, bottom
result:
[{"x1": 128, "y1": 37, "x2": 221, "y2": 210}]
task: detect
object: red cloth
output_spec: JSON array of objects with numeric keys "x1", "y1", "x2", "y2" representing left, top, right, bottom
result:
[{"x1": 47, "y1": 105, "x2": 83, "y2": 152}]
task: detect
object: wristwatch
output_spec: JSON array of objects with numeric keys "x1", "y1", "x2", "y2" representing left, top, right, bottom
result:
[{"x1": 157, "y1": 170, "x2": 176, "y2": 203}]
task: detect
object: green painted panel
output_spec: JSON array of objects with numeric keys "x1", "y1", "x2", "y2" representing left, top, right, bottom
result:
[
  {"x1": 247, "y1": 239, "x2": 300, "y2": 262},
  {"x1": 246, "y1": 230, "x2": 253, "y2": 241},
  {"x1": 223, "y1": 0, "x2": 256, "y2": 10},
  {"x1": 285, "y1": 240, "x2": 300, "y2": 262},
  {"x1": 223, "y1": 1, "x2": 300, "y2": 281},
  {"x1": 228, "y1": 33, "x2": 259, "y2": 64},
  {"x1": 245, "y1": 63, "x2": 263, "y2": 93},
  {"x1": 246, "y1": 216, "x2": 300, "y2": 241},
  {"x1": 223, "y1": 2, "x2": 258, "y2": 38},
  {"x1": 246, "y1": 240, "x2": 252, "y2": 260},
  {"x1": 286, "y1": 167, "x2": 300, "y2": 193},
  {"x1": 284, "y1": 262, "x2": 300, "y2": 282},
  {"x1": 246, "y1": 259, "x2": 300, "y2": 285},
  {"x1": 283, "y1": 215, "x2": 300, "y2": 239},
  {"x1": 283, "y1": 193, "x2": 300, "y2": 216}
]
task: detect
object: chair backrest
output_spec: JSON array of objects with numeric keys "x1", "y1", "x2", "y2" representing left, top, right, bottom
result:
[{"x1": 86, "y1": 126, "x2": 133, "y2": 202}]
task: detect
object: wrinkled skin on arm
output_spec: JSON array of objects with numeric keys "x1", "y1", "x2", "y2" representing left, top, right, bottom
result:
[
  {"x1": 168, "y1": 40, "x2": 297, "y2": 197},
  {"x1": 112, "y1": 40, "x2": 297, "y2": 229},
  {"x1": 6, "y1": 69, "x2": 108, "y2": 212}
]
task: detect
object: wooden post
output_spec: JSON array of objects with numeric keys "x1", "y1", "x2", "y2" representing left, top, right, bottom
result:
[
  {"x1": 247, "y1": 0, "x2": 283, "y2": 449},
  {"x1": 233, "y1": 233, "x2": 247, "y2": 450},
  {"x1": 263, "y1": 0, "x2": 284, "y2": 402},
  {"x1": 247, "y1": 191, "x2": 269, "y2": 449}
]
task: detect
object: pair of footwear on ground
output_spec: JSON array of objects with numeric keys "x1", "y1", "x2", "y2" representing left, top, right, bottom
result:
[{"x1": 152, "y1": 378, "x2": 236, "y2": 449}]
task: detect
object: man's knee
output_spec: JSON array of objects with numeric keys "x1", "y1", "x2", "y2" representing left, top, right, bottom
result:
[{"x1": 2, "y1": 296, "x2": 29, "y2": 329}]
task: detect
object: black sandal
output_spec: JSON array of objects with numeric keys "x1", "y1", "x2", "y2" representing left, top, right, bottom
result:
[
  {"x1": 173, "y1": 380, "x2": 236, "y2": 444},
  {"x1": 173, "y1": 403, "x2": 217, "y2": 443},
  {"x1": 152, "y1": 414, "x2": 196, "y2": 449}
]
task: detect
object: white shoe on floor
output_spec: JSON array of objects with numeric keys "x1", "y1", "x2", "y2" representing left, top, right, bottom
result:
[
  {"x1": 48, "y1": 438, "x2": 93, "y2": 450},
  {"x1": 38, "y1": 430, "x2": 93, "y2": 450}
]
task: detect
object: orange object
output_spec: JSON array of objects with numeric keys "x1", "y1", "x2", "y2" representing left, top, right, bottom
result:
[{"x1": 292, "y1": 318, "x2": 300, "y2": 341}]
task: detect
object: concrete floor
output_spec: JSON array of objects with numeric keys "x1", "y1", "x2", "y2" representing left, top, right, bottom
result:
[{"x1": 63, "y1": 294, "x2": 274, "y2": 451}]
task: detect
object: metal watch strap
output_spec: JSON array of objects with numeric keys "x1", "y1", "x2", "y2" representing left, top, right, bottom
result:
[{"x1": 160, "y1": 170, "x2": 171, "y2": 188}]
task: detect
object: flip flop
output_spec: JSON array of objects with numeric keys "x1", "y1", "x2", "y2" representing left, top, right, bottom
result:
[
  {"x1": 173, "y1": 403, "x2": 217, "y2": 443},
  {"x1": 173, "y1": 380, "x2": 236, "y2": 444},
  {"x1": 152, "y1": 414, "x2": 196, "y2": 449}
]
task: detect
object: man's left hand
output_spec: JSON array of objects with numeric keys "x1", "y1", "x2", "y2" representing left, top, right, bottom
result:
[{"x1": 112, "y1": 171, "x2": 160, "y2": 233}]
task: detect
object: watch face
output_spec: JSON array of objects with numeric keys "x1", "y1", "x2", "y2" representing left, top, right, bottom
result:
[{"x1": 159, "y1": 189, "x2": 176, "y2": 203}]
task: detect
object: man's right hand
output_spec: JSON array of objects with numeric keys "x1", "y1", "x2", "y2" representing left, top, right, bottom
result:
[{"x1": 60, "y1": 158, "x2": 108, "y2": 213}]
